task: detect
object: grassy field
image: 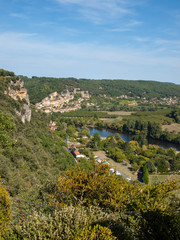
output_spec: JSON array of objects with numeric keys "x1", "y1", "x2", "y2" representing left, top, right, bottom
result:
[
  {"x1": 99, "y1": 118, "x2": 118, "y2": 123},
  {"x1": 162, "y1": 123, "x2": 180, "y2": 133},
  {"x1": 100, "y1": 111, "x2": 134, "y2": 123},
  {"x1": 149, "y1": 174, "x2": 180, "y2": 198},
  {"x1": 122, "y1": 109, "x2": 174, "y2": 125},
  {"x1": 93, "y1": 150, "x2": 137, "y2": 181}
]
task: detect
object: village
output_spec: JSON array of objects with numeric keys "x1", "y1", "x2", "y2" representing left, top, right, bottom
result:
[
  {"x1": 34, "y1": 85, "x2": 179, "y2": 115},
  {"x1": 138, "y1": 96, "x2": 179, "y2": 105},
  {"x1": 35, "y1": 88, "x2": 91, "y2": 113}
]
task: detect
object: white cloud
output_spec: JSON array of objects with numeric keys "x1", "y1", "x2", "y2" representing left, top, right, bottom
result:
[
  {"x1": 55, "y1": 0, "x2": 138, "y2": 24},
  {"x1": 0, "y1": 31, "x2": 180, "y2": 83},
  {"x1": 134, "y1": 36, "x2": 150, "y2": 42},
  {"x1": 155, "y1": 38, "x2": 180, "y2": 48},
  {"x1": 127, "y1": 20, "x2": 142, "y2": 27},
  {"x1": 108, "y1": 20, "x2": 142, "y2": 32},
  {"x1": 10, "y1": 13, "x2": 27, "y2": 18}
]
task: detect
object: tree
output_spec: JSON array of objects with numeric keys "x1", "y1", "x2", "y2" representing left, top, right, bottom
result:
[
  {"x1": 108, "y1": 147, "x2": 126, "y2": 162},
  {"x1": 167, "y1": 110, "x2": 180, "y2": 123},
  {"x1": 148, "y1": 122, "x2": 162, "y2": 139},
  {"x1": 145, "y1": 160, "x2": 156, "y2": 173},
  {"x1": 91, "y1": 133, "x2": 101, "y2": 150},
  {"x1": 170, "y1": 153, "x2": 180, "y2": 171},
  {"x1": 142, "y1": 166, "x2": 149, "y2": 184},
  {"x1": 131, "y1": 162, "x2": 139, "y2": 171},
  {"x1": 132, "y1": 132, "x2": 148, "y2": 147},
  {"x1": 66, "y1": 125, "x2": 76, "y2": 137},
  {"x1": 78, "y1": 128, "x2": 90, "y2": 138},
  {"x1": 166, "y1": 148, "x2": 176, "y2": 158},
  {"x1": 155, "y1": 157, "x2": 169, "y2": 172}
]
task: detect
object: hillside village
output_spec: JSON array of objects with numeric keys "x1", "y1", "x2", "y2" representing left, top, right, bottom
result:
[
  {"x1": 35, "y1": 89, "x2": 179, "y2": 114},
  {"x1": 35, "y1": 88, "x2": 91, "y2": 113},
  {"x1": 138, "y1": 96, "x2": 179, "y2": 105}
]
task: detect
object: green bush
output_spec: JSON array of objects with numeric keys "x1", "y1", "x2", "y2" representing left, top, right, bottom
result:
[
  {"x1": 137, "y1": 210, "x2": 180, "y2": 240},
  {"x1": 5, "y1": 206, "x2": 118, "y2": 240},
  {"x1": 76, "y1": 224, "x2": 117, "y2": 240},
  {"x1": 0, "y1": 181, "x2": 11, "y2": 237}
]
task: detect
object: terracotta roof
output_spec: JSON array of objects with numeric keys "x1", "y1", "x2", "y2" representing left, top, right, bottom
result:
[{"x1": 73, "y1": 150, "x2": 80, "y2": 156}]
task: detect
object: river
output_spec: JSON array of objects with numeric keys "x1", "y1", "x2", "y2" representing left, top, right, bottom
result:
[{"x1": 88, "y1": 127, "x2": 180, "y2": 151}]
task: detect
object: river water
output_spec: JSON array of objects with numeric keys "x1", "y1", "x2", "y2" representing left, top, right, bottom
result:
[{"x1": 88, "y1": 127, "x2": 180, "y2": 151}]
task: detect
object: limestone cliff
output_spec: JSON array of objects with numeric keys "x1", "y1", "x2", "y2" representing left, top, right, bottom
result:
[{"x1": 6, "y1": 77, "x2": 31, "y2": 123}]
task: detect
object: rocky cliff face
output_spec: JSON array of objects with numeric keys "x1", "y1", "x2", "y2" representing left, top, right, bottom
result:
[{"x1": 6, "y1": 78, "x2": 31, "y2": 123}]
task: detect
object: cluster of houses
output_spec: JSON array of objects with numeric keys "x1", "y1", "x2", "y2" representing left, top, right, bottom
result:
[
  {"x1": 35, "y1": 88, "x2": 90, "y2": 114},
  {"x1": 49, "y1": 120, "x2": 58, "y2": 133},
  {"x1": 138, "y1": 96, "x2": 179, "y2": 105}
]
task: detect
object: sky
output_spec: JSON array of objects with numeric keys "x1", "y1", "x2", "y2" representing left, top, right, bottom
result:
[{"x1": 0, "y1": 0, "x2": 180, "y2": 84}]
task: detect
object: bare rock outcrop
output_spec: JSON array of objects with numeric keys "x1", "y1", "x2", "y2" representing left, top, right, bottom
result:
[{"x1": 6, "y1": 78, "x2": 31, "y2": 123}]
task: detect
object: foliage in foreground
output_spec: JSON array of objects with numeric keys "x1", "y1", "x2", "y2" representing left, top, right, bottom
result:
[
  {"x1": 52, "y1": 165, "x2": 179, "y2": 212},
  {"x1": 4, "y1": 206, "x2": 128, "y2": 240},
  {"x1": 0, "y1": 181, "x2": 11, "y2": 237},
  {"x1": 4, "y1": 195, "x2": 180, "y2": 239},
  {"x1": 2, "y1": 158, "x2": 180, "y2": 240},
  {"x1": 76, "y1": 224, "x2": 117, "y2": 240}
]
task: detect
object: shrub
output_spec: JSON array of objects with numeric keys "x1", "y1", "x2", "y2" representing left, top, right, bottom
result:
[
  {"x1": 0, "y1": 180, "x2": 11, "y2": 237},
  {"x1": 5, "y1": 206, "x2": 117, "y2": 240},
  {"x1": 76, "y1": 224, "x2": 117, "y2": 240}
]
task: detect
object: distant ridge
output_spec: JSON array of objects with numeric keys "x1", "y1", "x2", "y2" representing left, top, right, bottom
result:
[{"x1": 21, "y1": 75, "x2": 180, "y2": 104}]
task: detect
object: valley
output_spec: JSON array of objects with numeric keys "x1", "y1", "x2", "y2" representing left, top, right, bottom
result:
[{"x1": 0, "y1": 69, "x2": 179, "y2": 239}]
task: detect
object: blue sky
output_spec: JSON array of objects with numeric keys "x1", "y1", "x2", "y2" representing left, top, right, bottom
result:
[{"x1": 0, "y1": 0, "x2": 180, "y2": 84}]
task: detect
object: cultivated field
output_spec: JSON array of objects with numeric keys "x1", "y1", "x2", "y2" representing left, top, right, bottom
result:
[
  {"x1": 99, "y1": 118, "x2": 117, "y2": 123},
  {"x1": 100, "y1": 111, "x2": 134, "y2": 122},
  {"x1": 105, "y1": 111, "x2": 134, "y2": 116},
  {"x1": 162, "y1": 123, "x2": 180, "y2": 133}
]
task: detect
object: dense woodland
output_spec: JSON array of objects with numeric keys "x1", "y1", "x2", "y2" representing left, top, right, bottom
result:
[
  {"x1": 0, "y1": 69, "x2": 180, "y2": 239},
  {"x1": 22, "y1": 76, "x2": 180, "y2": 104}
]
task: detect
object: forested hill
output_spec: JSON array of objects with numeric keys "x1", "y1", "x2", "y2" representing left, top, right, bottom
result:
[
  {"x1": 0, "y1": 69, "x2": 75, "y2": 201},
  {"x1": 22, "y1": 76, "x2": 180, "y2": 104}
]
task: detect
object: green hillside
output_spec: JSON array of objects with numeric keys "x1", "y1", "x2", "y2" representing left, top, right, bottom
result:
[
  {"x1": 22, "y1": 76, "x2": 180, "y2": 104},
  {"x1": 0, "y1": 69, "x2": 75, "y2": 201}
]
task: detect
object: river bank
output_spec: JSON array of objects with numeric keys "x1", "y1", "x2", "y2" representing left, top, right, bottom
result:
[{"x1": 89, "y1": 127, "x2": 180, "y2": 151}]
